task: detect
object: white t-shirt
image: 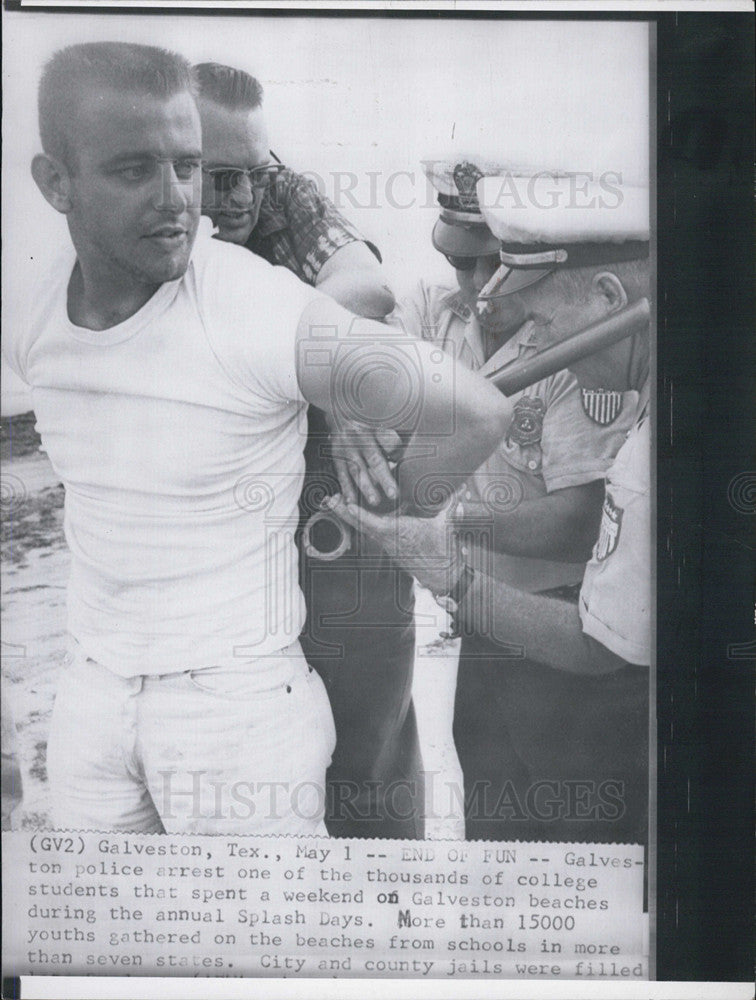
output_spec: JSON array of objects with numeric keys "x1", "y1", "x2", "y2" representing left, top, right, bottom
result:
[
  {"x1": 5, "y1": 225, "x2": 322, "y2": 676},
  {"x1": 579, "y1": 417, "x2": 652, "y2": 665}
]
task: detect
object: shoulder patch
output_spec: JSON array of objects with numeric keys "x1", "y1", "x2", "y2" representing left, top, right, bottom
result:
[
  {"x1": 581, "y1": 388, "x2": 624, "y2": 425},
  {"x1": 595, "y1": 490, "x2": 624, "y2": 561}
]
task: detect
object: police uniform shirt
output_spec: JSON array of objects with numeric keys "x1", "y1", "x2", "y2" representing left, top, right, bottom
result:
[
  {"x1": 391, "y1": 280, "x2": 639, "y2": 593},
  {"x1": 579, "y1": 411, "x2": 651, "y2": 666}
]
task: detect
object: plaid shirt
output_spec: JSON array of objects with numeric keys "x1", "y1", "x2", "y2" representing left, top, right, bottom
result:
[{"x1": 245, "y1": 167, "x2": 380, "y2": 285}]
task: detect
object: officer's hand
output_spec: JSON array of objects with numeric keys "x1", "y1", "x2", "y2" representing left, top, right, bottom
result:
[
  {"x1": 324, "y1": 494, "x2": 463, "y2": 595},
  {"x1": 327, "y1": 420, "x2": 401, "y2": 506}
]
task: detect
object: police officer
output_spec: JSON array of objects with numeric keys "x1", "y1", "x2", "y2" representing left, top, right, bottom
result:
[{"x1": 351, "y1": 159, "x2": 650, "y2": 841}]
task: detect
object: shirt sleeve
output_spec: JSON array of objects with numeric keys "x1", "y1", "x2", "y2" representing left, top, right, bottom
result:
[
  {"x1": 579, "y1": 422, "x2": 652, "y2": 665},
  {"x1": 540, "y1": 374, "x2": 639, "y2": 492},
  {"x1": 278, "y1": 172, "x2": 381, "y2": 284},
  {"x1": 2, "y1": 249, "x2": 71, "y2": 385},
  {"x1": 2, "y1": 331, "x2": 28, "y2": 384},
  {"x1": 193, "y1": 236, "x2": 326, "y2": 406}
]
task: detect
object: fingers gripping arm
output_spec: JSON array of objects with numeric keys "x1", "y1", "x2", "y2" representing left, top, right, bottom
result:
[{"x1": 296, "y1": 296, "x2": 513, "y2": 513}]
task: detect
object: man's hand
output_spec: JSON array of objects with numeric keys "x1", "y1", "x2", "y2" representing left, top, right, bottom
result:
[
  {"x1": 296, "y1": 297, "x2": 514, "y2": 510},
  {"x1": 324, "y1": 493, "x2": 463, "y2": 595},
  {"x1": 326, "y1": 420, "x2": 402, "y2": 506}
]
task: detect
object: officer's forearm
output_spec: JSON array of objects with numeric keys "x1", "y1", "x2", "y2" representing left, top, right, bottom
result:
[
  {"x1": 460, "y1": 573, "x2": 627, "y2": 675},
  {"x1": 460, "y1": 481, "x2": 604, "y2": 562}
]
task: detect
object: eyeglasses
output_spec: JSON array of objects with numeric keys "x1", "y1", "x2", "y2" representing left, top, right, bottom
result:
[{"x1": 202, "y1": 162, "x2": 285, "y2": 196}]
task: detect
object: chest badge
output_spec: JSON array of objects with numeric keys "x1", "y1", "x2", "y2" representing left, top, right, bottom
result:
[
  {"x1": 596, "y1": 491, "x2": 624, "y2": 561},
  {"x1": 581, "y1": 388, "x2": 624, "y2": 425},
  {"x1": 507, "y1": 396, "x2": 545, "y2": 447}
]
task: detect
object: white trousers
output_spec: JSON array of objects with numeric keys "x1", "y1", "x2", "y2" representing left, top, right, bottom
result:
[{"x1": 47, "y1": 639, "x2": 336, "y2": 836}]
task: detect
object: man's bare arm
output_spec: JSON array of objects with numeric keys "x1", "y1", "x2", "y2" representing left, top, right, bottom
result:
[
  {"x1": 315, "y1": 242, "x2": 395, "y2": 319},
  {"x1": 296, "y1": 296, "x2": 513, "y2": 509},
  {"x1": 469, "y1": 573, "x2": 632, "y2": 674}
]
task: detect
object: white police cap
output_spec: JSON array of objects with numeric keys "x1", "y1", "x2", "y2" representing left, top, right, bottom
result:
[
  {"x1": 476, "y1": 172, "x2": 650, "y2": 270},
  {"x1": 423, "y1": 157, "x2": 551, "y2": 292}
]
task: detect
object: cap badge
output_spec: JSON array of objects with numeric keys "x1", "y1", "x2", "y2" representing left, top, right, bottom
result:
[
  {"x1": 595, "y1": 491, "x2": 624, "y2": 561},
  {"x1": 581, "y1": 388, "x2": 624, "y2": 425},
  {"x1": 507, "y1": 396, "x2": 545, "y2": 447},
  {"x1": 453, "y1": 161, "x2": 484, "y2": 211}
]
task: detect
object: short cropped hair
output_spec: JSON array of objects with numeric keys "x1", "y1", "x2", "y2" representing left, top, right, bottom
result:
[
  {"x1": 546, "y1": 257, "x2": 651, "y2": 385},
  {"x1": 548, "y1": 257, "x2": 651, "y2": 305},
  {"x1": 38, "y1": 41, "x2": 196, "y2": 168},
  {"x1": 194, "y1": 62, "x2": 264, "y2": 111}
]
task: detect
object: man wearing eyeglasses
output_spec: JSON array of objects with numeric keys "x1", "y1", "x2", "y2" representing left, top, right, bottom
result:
[
  {"x1": 389, "y1": 158, "x2": 640, "y2": 840},
  {"x1": 195, "y1": 62, "x2": 394, "y2": 319},
  {"x1": 194, "y1": 63, "x2": 424, "y2": 839}
]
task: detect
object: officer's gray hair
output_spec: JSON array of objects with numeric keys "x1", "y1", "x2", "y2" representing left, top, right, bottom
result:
[
  {"x1": 38, "y1": 42, "x2": 196, "y2": 171},
  {"x1": 550, "y1": 258, "x2": 651, "y2": 389},
  {"x1": 549, "y1": 258, "x2": 651, "y2": 305}
]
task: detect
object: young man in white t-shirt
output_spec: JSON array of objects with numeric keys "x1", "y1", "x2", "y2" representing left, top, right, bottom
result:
[{"x1": 5, "y1": 42, "x2": 512, "y2": 836}]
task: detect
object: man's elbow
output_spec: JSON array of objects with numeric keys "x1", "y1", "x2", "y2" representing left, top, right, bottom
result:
[
  {"x1": 317, "y1": 270, "x2": 396, "y2": 319},
  {"x1": 355, "y1": 273, "x2": 396, "y2": 318},
  {"x1": 548, "y1": 628, "x2": 628, "y2": 676},
  {"x1": 460, "y1": 393, "x2": 512, "y2": 455}
]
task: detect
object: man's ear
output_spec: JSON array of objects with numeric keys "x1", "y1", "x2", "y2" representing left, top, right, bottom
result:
[
  {"x1": 31, "y1": 153, "x2": 73, "y2": 214},
  {"x1": 591, "y1": 271, "x2": 628, "y2": 315}
]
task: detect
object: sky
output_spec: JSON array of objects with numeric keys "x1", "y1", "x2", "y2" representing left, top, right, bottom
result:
[{"x1": 1, "y1": 12, "x2": 649, "y2": 413}]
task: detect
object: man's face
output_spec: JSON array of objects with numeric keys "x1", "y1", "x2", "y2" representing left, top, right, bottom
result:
[
  {"x1": 65, "y1": 86, "x2": 202, "y2": 291},
  {"x1": 518, "y1": 274, "x2": 648, "y2": 392},
  {"x1": 198, "y1": 100, "x2": 270, "y2": 245},
  {"x1": 455, "y1": 255, "x2": 529, "y2": 338}
]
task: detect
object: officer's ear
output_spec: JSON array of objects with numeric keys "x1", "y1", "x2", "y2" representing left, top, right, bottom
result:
[
  {"x1": 591, "y1": 271, "x2": 628, "y2": 315},
  {"x1": 31, "y1": 153, "x2": 73, "y2": 215}
]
